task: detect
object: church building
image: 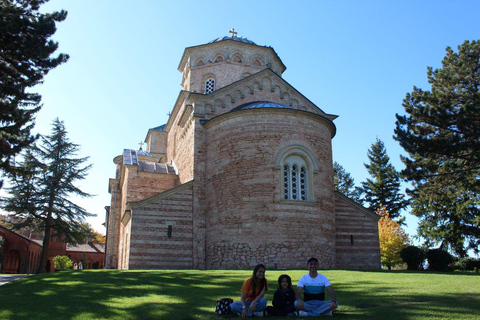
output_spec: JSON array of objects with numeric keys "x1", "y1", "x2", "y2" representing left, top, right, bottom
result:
[{"x1": 105, "y1": 31, "x2": 381, "y2": 270}]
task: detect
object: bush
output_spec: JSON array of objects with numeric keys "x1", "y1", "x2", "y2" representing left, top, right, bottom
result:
[
  {"x1": 426, "y1": 249, "x2": 453, "y2": 271},
  {"x1": 455, "y1": 257, "x2": 480, "y2": 271},
  {"x1": 400, "y1": 246, "x2": 424, "y2": 270},
  {"x1": 53, "y1": 255, "x2": 73, "y2": 270}
]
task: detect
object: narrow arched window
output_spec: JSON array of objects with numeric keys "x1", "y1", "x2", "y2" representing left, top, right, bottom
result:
[
  {"x1": 282, "y1": 155, "x2": 309, "y2": 201},
  {"x1": 205, "y1": 78, "x2": 215, "y2": 94}
]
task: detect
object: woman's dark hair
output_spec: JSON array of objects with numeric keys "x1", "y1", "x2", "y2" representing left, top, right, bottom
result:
[
  {"x1": 277, "y1": 274, "x2": 292, "y2": 288},
  {"x1": 251, "y1": 264, "x2": 267, "y2": 296}
]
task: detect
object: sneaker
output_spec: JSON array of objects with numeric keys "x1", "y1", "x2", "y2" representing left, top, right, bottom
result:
[
  {"x1": 286, "y1": 311, "x2": 298, "y2": 316},
  {"x1": 253, "y1": 311, "x2": 264, "y2": 317},
  {"x1": 298, "y1": 310, "x2": 309, "y2": 316}
]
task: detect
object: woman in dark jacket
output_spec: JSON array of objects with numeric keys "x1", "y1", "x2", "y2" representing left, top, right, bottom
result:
[{"x1": 265, "y1": 274, "x2": 296, "y2": 316}]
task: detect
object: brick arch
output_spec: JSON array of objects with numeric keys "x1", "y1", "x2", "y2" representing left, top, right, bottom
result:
[
  {"x1": 275, "y1": 145, "x2": 319, "y2": 202},
  {"x1": 234, "y1": 89, "x2": 244, "y2": 101},
  {"x1": 244, "y1": 85, "x2": 254, "y2": 95},
  {"x1": 262, "y1": 77, "x2": 272, "y2": 91},
  {"x1": 212, "y1": 51, "x2": 225, "y2": 63},
  {"x1": 195, "y1": 57, "x2": 206, "y2": 67},
  {"x1": 274, "y1": 144, "x2": 319, "y2": 173},
  {"x1": 281, "y1": 92, "x2": 290, "y2": 103},
  {"x1": 231, "y1": 51, "x2": 244, "y2": 63},
  {"x1": 251, "y1": 54, "x2": 265, "y2": 66}
]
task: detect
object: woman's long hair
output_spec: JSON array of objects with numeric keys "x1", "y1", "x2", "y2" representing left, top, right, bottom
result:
[{"x1": 251, "y1": 264, "x2": 267, "y2": 296}]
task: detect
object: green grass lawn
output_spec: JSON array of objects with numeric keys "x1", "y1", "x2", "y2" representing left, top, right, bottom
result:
[{"x1": 1, "y1": 269, "x2": 479, "y2": 319}]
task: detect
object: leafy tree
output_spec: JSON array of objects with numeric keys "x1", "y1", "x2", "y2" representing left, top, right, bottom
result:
[
  {"x1": 80, "y1": 223, "x2": 105, "y2": 244},
  {"x1": 360, "y1": 139, "x2": 409, "y2": 221},
  {"x1": 53, "y1": 255, "x2": 73, "y2": 270},
  {"x1": 377, "y1": 205, "x2": 410, "y2": 270},
  {"x1": 90, "y1": 229, "x2": 106, "y2": 244},
  {"x1": 2, "y1": 118, "x2": 93, "y2": 273},
  {"x1": 426, "y1": 249, "x2": 454, "y2": 271},
  {"x1": 400, "y1": 245, "x2": 425, "y2": 270},
  {"x1": 333, "y1": 161, "x2": 362, "y2": 202},
  {"x1": 0, "y1": 0, "x2": 69, "y2": 188},
  {"x1": 394, "y1": 40, "x2": 480, "y2": 257}
]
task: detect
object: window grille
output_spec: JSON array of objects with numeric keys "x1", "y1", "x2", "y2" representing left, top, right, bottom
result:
[
  {"x1": 282, "y1": 155, "x2": 309, "y2": 201},
  {"x1": 205, "y1": 78, "x2": 215, "y2": 94}
]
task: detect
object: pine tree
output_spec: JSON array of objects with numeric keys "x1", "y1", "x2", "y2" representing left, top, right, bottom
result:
[
  {"x1": 0, "y1": 0, "x2": 69, "y2": 188},
  {"x1": 360, "y1": 139, "x2": 409, "y2": 220},
  {"x1": 377, "y1": 205, "x2": 410, "y2": 270},
  {"x1": 2, "y1": 119, "x2": 93, "y2": 273},
  {"x1": 333, "y1": 161, "x2": 362, "y2": 202},
  {"x1": 394, "y1": 40, "x2": 480, "y2": 257}
]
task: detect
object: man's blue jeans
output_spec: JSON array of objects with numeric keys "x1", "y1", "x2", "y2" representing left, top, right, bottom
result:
[
  {"x1": 295, "y1": 299, "x2": 338, "y2": 316},
  {"x1": 231, "y1": 298, "x2": 267, "y2": 317}
]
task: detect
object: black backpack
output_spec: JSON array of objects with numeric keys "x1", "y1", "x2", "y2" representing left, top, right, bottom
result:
[{"x1": 215, "y1": 298, "x2": 233, "y2": 314}]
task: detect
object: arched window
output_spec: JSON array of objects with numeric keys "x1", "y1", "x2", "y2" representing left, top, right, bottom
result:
[
  {"x1": 205, "y1": 78, "x2": 215, "y2": 94},
  {"x1": 283, "y1": 154, "x2": 308, "y2": 201},
  {"x1": 275, "y1": 145, "x2": 319, "y2": 202}
]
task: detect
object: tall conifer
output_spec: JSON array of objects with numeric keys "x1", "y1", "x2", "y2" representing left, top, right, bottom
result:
[
  {"x1": 0, "y1": 0, "x2": 69, "y2": 187},
  {"x1": 333, "y1": 161, "x2": 362, "y2": 202},
  {"x1": 2, "y1": 119, "x2": 93, "y2": 273},
  {"x1": 394, "y1": 40, "x2": 480, "y2": 256},
  {"x1": 360, "y1": 139, "x2": 409, "y2": 221}
]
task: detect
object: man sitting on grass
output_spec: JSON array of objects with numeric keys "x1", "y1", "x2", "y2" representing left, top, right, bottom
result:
[{"x1": 295, "y1": 257, "x2": 338, "y2": 316}]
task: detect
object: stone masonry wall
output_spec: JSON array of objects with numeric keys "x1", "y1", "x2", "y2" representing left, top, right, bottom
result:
[
  {"x1": 204, "y1": 108, "x2": 336, "y2": 269},
  {"x1": 167, "y1": 102, "x2": 195, "y2": 184},
  {"x1": 334, "y1": 193, "x2": 381, "y2": 269},
  {"x1": 128, "y1": 182, "x2": 194, "y2": 269}
]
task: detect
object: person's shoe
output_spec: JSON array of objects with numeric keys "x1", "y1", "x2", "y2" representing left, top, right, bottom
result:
[
  {"x1": 322, "y1": 309, "x2": 333, "y2": 316},
  {"x1": 298, "y1": 310, "x2": 309, "y2": 316},
  {"x1": 286, "y1": 311, "x2": 298, "y2": 316},
  {"x1": 253, "y1": 311, "x2": 264, "y2": 317}
]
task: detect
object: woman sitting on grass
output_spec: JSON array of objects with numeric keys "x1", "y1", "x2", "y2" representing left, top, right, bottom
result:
[
  {"x1": 230, "y1": 264, "x2": 268, "y2": 318},
  {"x1": 265, "y1": 274, "x2": 296, "y2": 317}
]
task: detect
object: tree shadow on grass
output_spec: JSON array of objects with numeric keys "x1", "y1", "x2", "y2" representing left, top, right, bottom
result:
[
  {"x1": 0, "y1": 270, "x2": 243, "y2": 319},
  {"x1": 0, "y1": 270, "x2": 479, "y2": 319}
]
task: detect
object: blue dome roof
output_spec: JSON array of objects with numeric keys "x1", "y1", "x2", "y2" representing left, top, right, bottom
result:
[
  {"x1": 150, "y1": 124, "x2": 166, "y2": 131},
  {"x1": 231, "y1": 101, "x2": 295, "y2": 111},
  {"x1": 137, "y1": 149, "x2": 154, "y2": 157},
  {"x1": 208, "y1": 35, "x2": 256, "y2": 45}
]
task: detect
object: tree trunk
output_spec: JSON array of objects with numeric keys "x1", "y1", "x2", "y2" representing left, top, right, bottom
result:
[
  {"x1": 37, "y1": 201, "x2": 54, "y2": 273},
  {"x1": 37, "y1": 217, "x2": 51, "y2": 273}
]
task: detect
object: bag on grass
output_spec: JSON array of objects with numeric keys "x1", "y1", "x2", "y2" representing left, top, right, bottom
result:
[{"x1": 215, "y1": 298, "x2": 233, "y2": 314}]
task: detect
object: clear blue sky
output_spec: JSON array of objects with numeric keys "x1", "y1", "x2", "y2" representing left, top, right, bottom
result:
[{"x1": 24, "y1": 0, "x2": 480, "y2": 240}]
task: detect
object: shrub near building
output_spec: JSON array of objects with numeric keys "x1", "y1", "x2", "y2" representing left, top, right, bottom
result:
[{"x1": 53, "y1": 255, "x2": 73, "y2": 271}]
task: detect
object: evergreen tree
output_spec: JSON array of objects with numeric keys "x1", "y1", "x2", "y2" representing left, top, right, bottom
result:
[
  {"x1": 394, "y1": 40, "x2": 480, "y2": 257},
  {"x1": 2, "y1": 119, "x2": 93, "y2": 273},
  {"x1": 333, "y1": 161, "x2": 362, "y2": 202},
  {"x1": 0, "y1": 0, "x2": 69, "y2": 188},
  {"x1": 360, "y1": 139, "x2": 409, "y2": 220}
]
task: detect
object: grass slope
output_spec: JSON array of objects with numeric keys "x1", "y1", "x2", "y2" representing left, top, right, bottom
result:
[{"x1": 1, "y1": 269, "x2": 479, "y2": 319}]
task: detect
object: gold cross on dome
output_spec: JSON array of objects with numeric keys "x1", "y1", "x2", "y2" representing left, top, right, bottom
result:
[{"x1": 229, "y1": 28, "x2": 237, "y2": 37}]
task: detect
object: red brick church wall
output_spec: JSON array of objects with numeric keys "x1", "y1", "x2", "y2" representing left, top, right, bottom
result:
[
  {"x1": 128, "y1": 181, "x2": 194, "y2": 269},
  {"x1": 203, "y1": 108, "x2": 336, "y2": 269},
  {"x1": 334, "y1": 193, "x2": 381, "y2": 269}
]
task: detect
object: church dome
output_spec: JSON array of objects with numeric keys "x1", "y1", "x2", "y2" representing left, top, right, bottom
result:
[
  {"x1": 208, "y1": 35, "x2": 257, "y2": 45},
  {"x1": 231, "y1": 101, "x2": 295, "y2": 111}
]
